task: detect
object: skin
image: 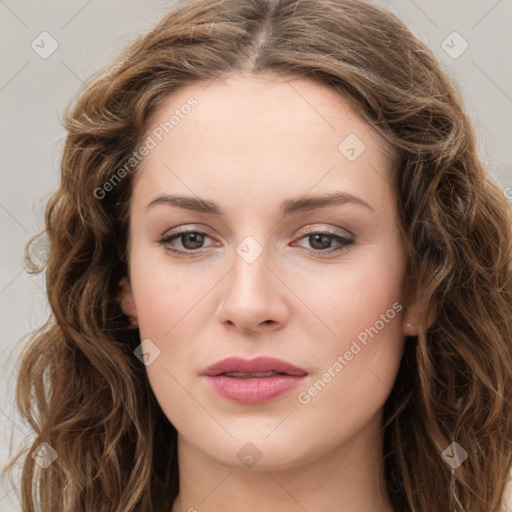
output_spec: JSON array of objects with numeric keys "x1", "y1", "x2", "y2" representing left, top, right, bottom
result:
[{"x1": 119, "y1": 73, "x2": 419, "y2": 512}]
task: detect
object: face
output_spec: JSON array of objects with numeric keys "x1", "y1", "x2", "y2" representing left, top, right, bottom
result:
[{"x1": 119, "y1": 73, "x2": 418, "y2": 471}]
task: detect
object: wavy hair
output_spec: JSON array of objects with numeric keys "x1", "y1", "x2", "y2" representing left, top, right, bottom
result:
[{"x1": 3, "y1": 0, "x2": 512, "y2": 510}]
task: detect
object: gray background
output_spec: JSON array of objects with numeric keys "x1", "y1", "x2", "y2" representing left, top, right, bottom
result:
[{"x1": 1, "y1": 0, "x2": 511, "y2": 510}]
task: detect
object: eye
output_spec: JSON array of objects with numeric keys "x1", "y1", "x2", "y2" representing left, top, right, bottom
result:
[
  {"x1": 159, "y1": 229, "x2": 214, "y2": 255},
  {"x1": 292, "y1": 229, "x2": 355, "y2": 255},
  {"x1": 158, "y1": 227, "x2": 355, "y2": 257}
]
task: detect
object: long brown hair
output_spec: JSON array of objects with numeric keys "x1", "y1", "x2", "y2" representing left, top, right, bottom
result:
[{"x1": 3, "y1": 0, "x2": 512, "y2": 510}]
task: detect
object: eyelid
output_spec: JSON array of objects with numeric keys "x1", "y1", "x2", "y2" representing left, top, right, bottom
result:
[
  {"x1": 297, "y1": 224, "x2": 354, "y2": 239},
  {"x1": 160, "y1": 224, "x2": 215, "y2": 239}
]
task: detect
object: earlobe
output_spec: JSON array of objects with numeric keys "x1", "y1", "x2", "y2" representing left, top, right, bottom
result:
[
  {"x1": 118, "y1": 277, "x2": 138, "y2": 327},
  {"x1": 402, "y1": 293, "x2": 435, "y2": 337},
  {"x1": 404, "y1": 321, "x2": 417, "y2": 336}
]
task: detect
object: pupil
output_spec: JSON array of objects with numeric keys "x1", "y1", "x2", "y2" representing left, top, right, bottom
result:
[
  {"x1": 184, "y1": 233, "x2": 203, "y2": 249},
  {"x1": 310, "y1": 234, "x2": 330, "y2": 250}
]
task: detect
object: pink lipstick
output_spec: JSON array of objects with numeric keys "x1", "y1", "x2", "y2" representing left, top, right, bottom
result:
[{"x1": 201, "y1": 356, "x2": 308, "y2": 405}]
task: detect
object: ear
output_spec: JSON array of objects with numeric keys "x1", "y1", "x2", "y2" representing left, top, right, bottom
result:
[{"x1": 118, "y1": 277, "x2": 138, "y2": 324}]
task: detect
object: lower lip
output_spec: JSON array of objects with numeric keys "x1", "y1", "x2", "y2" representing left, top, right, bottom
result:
[{"x1": 204, "y1": 374, "x2": 307, "y2": 404}]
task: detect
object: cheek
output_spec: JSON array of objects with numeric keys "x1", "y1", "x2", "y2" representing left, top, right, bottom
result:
[
  {"x1": 291, "y1": 263, "x2": 406, "y2": 452},
  {"x1": 297, "y1": 241, "x2": 406, "y2": 347},
  {"x1": 127, "y1": 246, "x2": 217, "y2": 392},
  {"x1": 128, "y1": 260, "x2": 210, "y2": 428},
  {"x1": 295, "y1": 241, "x2": 407, "y2": 402},
  {"x1": 128, "y1": 241, "x2": 209, "y2": 336}
]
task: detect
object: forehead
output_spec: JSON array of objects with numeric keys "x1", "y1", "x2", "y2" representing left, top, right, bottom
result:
[{"x1": 132, "y1": 73, "x2": 396, "y2": 216}]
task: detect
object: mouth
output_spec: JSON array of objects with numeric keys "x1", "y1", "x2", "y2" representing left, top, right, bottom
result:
[
  {"x1": 201, "y1": 356, "x2": 308, "y2": 377},
  {"x1": 201, "y1": 357, "x2": 308, "y2": 404},
  {"x1": 220, "y1": 371, "x2": 292, "y2": 378}
]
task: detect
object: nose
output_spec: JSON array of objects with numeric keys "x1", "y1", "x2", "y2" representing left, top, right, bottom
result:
[{"x1": 215, "y1": 240, "x2": 290, "y2": 335}]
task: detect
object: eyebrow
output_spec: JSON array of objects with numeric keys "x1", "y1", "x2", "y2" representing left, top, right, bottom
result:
[{"x1": 146, "y1": 191, "x2": 374, "y2": 215}]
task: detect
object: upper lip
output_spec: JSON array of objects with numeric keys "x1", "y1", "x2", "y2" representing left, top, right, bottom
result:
[{"x1": 201, "y1": 357, "x2": 308, "y2": 377}]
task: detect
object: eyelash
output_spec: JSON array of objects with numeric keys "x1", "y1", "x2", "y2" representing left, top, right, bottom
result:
[{"x1": 158, "y1": 227, "x2": 355, "y2": 257}]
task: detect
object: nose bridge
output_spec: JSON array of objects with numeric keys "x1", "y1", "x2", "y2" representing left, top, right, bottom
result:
[
  {"x1": 215, "y1": 232, "x2": 288, "y2": 331},
  {"x1": 230, "y1": 234, "x2": 272, "y2": 299}
]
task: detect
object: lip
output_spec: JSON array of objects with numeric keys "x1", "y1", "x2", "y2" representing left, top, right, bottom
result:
[{"x1": 201, "y1": 357, "x2": 308, "y2": 405}]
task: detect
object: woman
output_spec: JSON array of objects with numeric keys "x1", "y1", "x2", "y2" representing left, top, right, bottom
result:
[{"x1": 4, "y1": 0, "x2": 512, "y2": 510}]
